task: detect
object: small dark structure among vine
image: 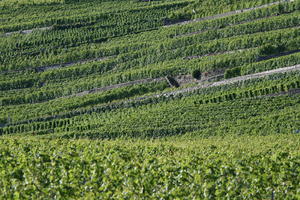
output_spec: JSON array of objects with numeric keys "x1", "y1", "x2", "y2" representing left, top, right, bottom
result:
[{"x1": 165, "y1": 76, "x2": 180, "y2": 88}]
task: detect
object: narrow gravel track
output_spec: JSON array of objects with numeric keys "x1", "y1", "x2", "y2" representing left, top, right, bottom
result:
[
  {"x1": 67, "y1": 77, "x2": 165, "y2": 98},
  {"x1": 36, "y1": 56, "x2": 110, "y2": 72},
  {"x1": 160, "y1": 64, "x2": 300, "y2": 98},
  {"x1": 6, "y1": 64, "x2": 299, "y2": 127},
  {"x1": 0, "y1": 56, "x2": 110, "y2": 74},
  {"x1": 119, "y1": 64, "x2": 300, "y2": 104},
  {"x1": 2, "y1": 26, "x2": 53, "y2": 37},
  {"x1": 67, "y1": 64, "x2": 300, "y2": 101},
  {"x1": 1, "y1": 0, "x2": 294, "y2": 75},
  {"x1": 164, "y1": 0, "x2": 294, "y2": 27},
  {"x1": 2, "y1": 0, "x2": 293, "y2": 36}
]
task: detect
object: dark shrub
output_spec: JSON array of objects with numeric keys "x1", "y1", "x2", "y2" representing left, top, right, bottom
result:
[{"x1": 192, "y1": 69, "x2": 201, "y2": 80}]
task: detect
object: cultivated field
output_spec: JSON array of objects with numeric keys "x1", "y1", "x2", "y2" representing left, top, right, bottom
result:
[{"x1": 1, "y1": 0, "x2": 300, "y2": 198}]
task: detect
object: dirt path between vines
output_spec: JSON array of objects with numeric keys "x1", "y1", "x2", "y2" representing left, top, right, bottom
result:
[
  {"x1": 63, "y1": 48, "x2": 299, "y2": 99},
  {"x1": 119, "y1": 64, "x2": 300, "y2": 104},
  {"x1": 0, "y1": 56, "x2": 110, "y2": 75},
  {"x1": 2, "y1": 26, "x2": 53, "y2": 37},
  {"x1": 164, "y1": 0, "x2": 294, "y2": 27},
  {"x1": 7, "y1": 64, "x2": 300, "y2": 127},
  {"x1": 3, "y1": 0, "x2": 293, "y2": 36},
  {"x1": 36, "y1": 56, "x2": 110, "y2": 72},
  {"x1": 1, "y1": 0, "x2": 294, "y2": 74},
  {"x1": 67, "y1": 77, "x2": 165, "y2": 98},
  {"x1": 67, "y1": 64, "x2": 300, "y2": 101},
  {"x1": 158, "y1": 64, "x2": 300, "y2": 98}
]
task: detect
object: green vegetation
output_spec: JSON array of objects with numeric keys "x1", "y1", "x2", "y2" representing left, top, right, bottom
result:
[
  {"x1": 1, "y1": 135, "x2": 300, "y2": 199},
  {"x1": 1, "y1": 0, "x2": 300, "y2": 198}
]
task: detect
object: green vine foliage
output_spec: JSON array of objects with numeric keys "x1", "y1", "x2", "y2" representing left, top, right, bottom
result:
[{"x1": 1, "y1": 0, "x2": 300, "y2": 198}]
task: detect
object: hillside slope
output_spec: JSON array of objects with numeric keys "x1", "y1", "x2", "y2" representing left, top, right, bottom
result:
[{"x1": 0, "y1": 0, "x2": 300, "y2": 198}]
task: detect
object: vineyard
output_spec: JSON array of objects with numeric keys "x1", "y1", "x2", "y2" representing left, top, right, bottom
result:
[{"x1": 1, "y1": 0, "x2": 300, "y2": 198}]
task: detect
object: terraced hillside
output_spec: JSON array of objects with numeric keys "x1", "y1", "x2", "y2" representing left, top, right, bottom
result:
[{"x1": 1, "y1": 0, "x2": 300, "y2": 198}]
